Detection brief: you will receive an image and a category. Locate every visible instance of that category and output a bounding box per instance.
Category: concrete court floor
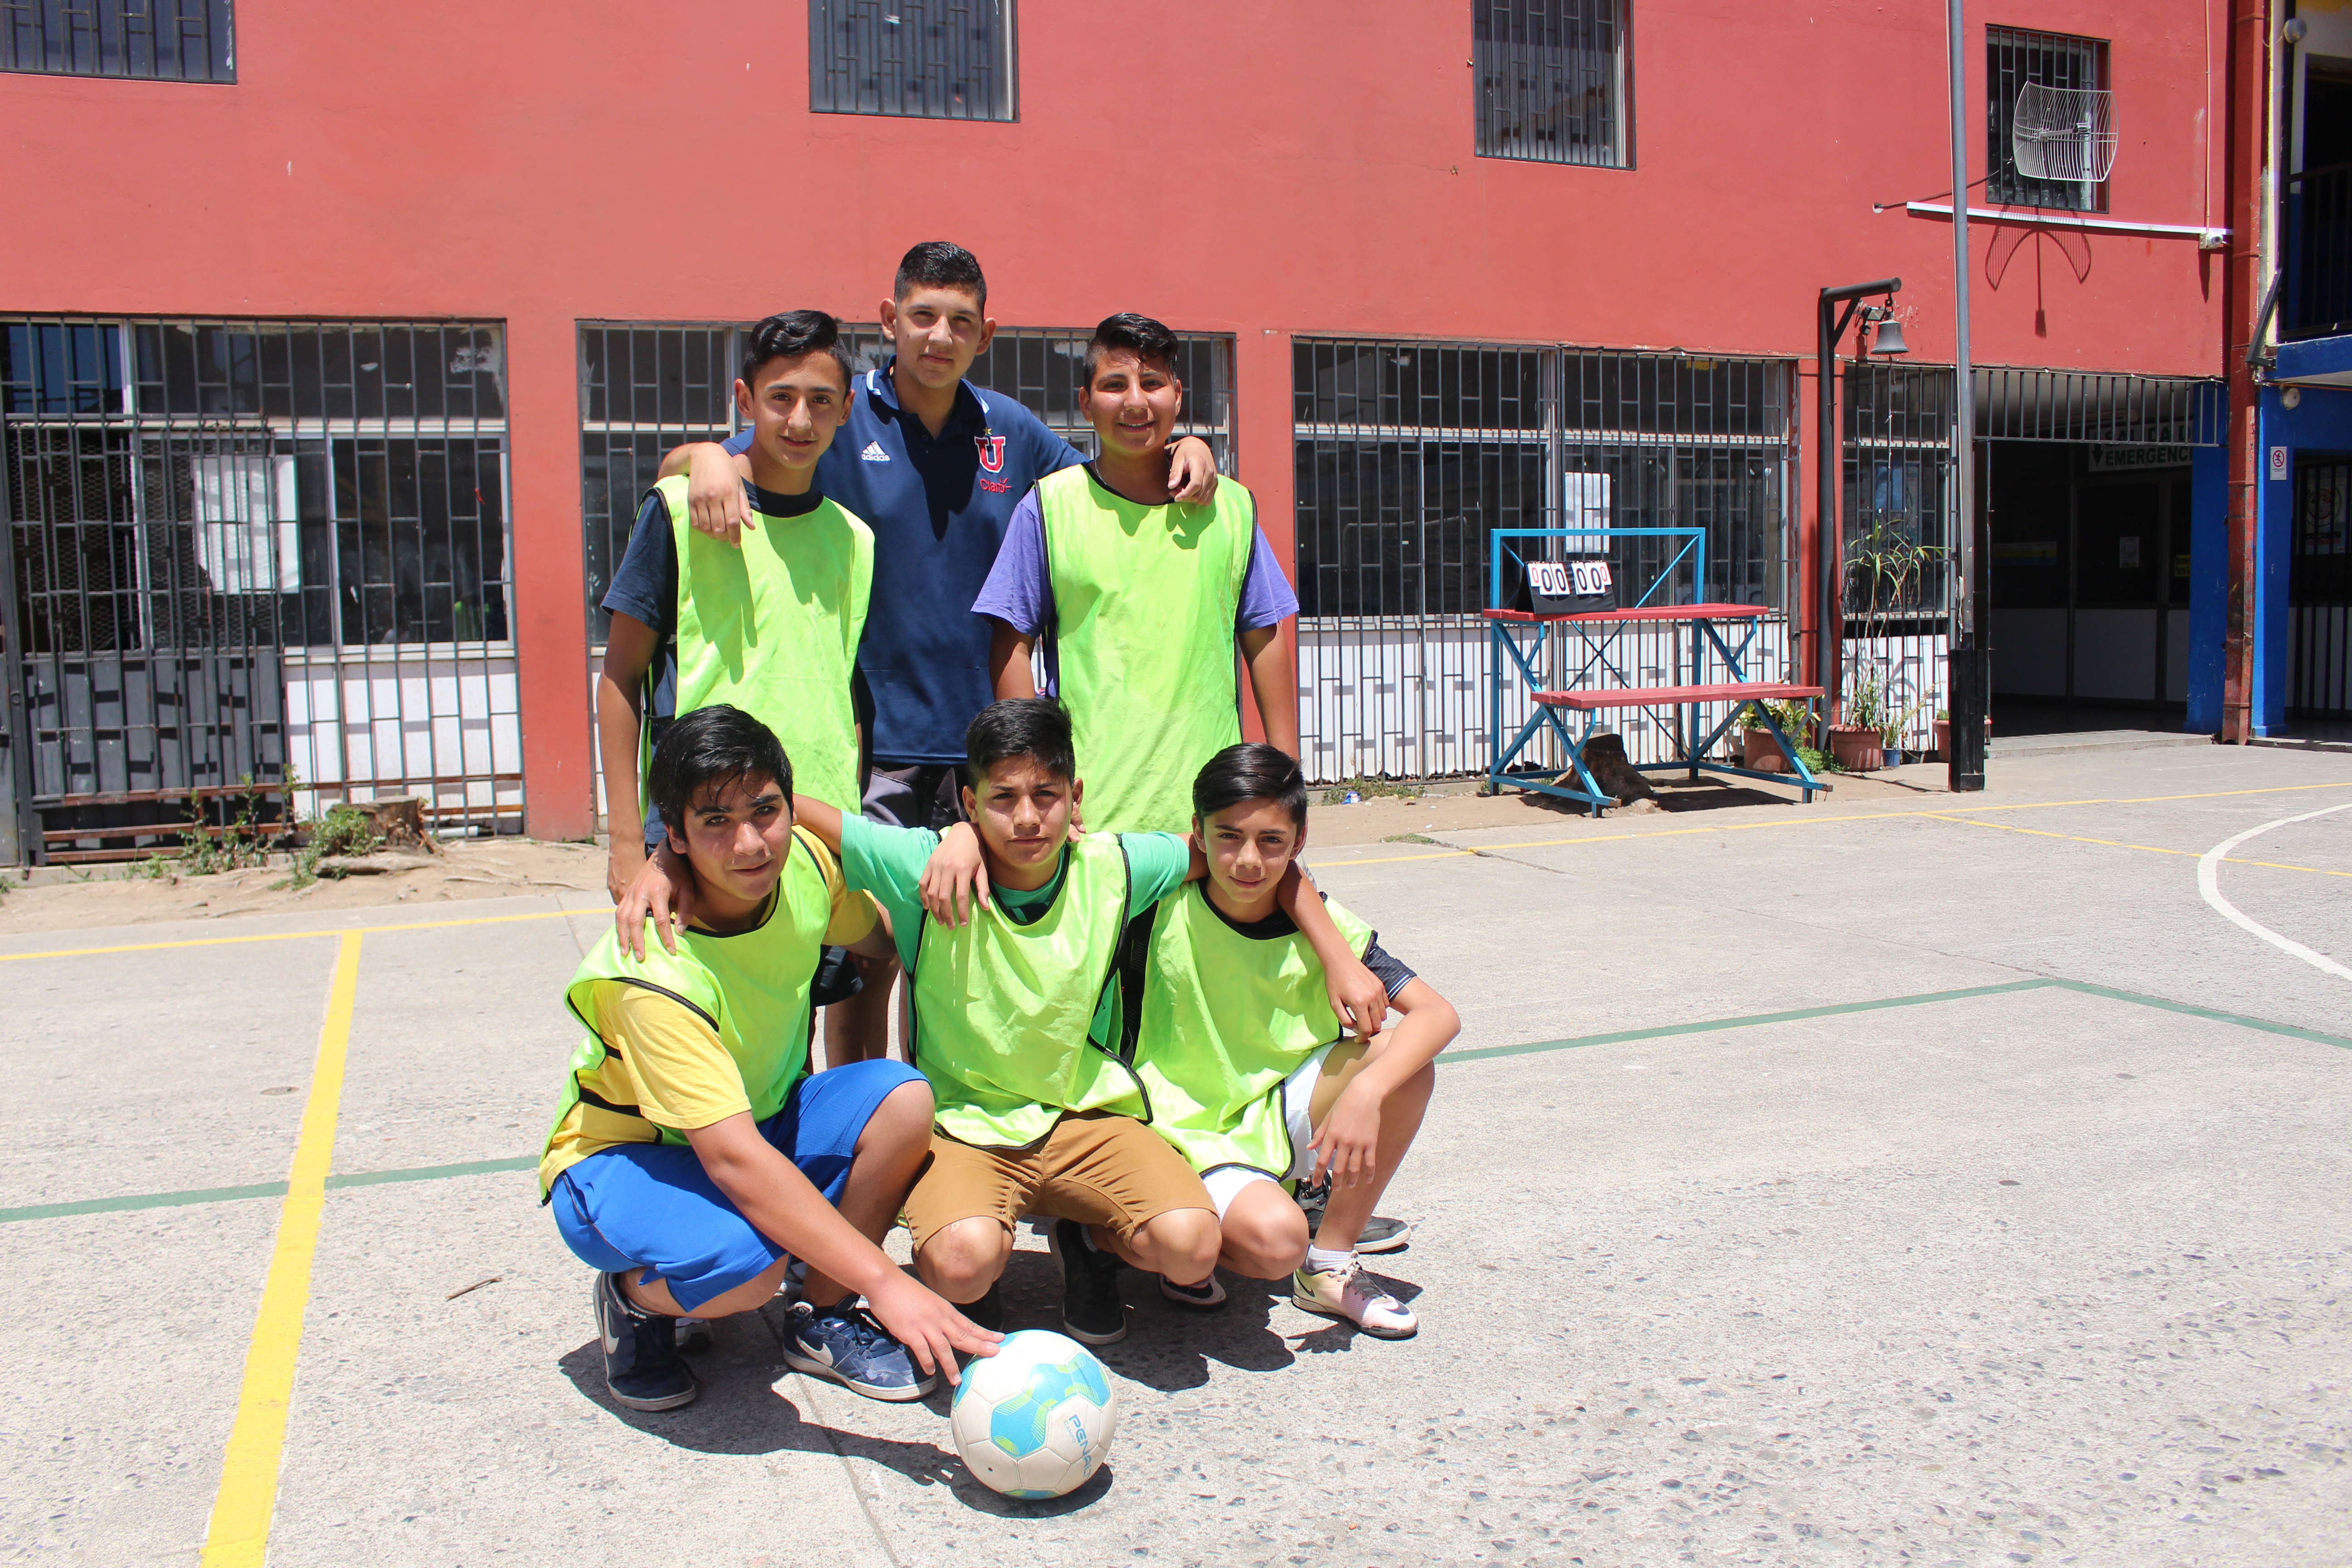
[2,743,2347,1568]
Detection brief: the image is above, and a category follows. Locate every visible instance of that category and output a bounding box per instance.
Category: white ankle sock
[1306,1245,1353,1274]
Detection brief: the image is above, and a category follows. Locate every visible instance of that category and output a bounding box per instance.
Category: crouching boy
[1132,744,1457,1338]
[540,705,995,1411]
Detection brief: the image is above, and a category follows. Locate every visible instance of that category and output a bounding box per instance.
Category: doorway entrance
[1985,440,2191,714]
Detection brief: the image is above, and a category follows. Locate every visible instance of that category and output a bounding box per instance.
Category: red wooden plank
[1481,604,1770,624]
[1534,682,1823,710]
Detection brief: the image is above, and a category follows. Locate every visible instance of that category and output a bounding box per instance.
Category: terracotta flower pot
[1827,724,1883,772]
[1932,719,1950,759]
[1742,727,1789,773]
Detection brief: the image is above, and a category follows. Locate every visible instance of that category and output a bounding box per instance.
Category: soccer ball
[949,1329,1119,1499]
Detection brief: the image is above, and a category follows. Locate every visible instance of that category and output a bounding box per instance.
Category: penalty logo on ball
[950,1329,1119,1499]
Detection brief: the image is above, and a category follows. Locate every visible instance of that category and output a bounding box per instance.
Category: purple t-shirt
[972,478,1300,643]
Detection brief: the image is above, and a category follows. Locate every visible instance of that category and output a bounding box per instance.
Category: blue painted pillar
[2186,442,2229,733]
[2254,389,2292,736]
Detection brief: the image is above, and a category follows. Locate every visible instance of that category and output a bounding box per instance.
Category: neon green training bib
[538,826,840,1196]
[908,833,1147,1148]
[1037,465,1254,834]
[1132,882,1373,1178]
[660,474,872,812]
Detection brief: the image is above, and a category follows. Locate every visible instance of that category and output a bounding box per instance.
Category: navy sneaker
[595,1271,699,1411]
[1295,1177,1414,1254]
[1049,1219,1127,1345]
[783,1299,937,1401]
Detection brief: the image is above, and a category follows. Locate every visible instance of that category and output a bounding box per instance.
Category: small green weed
[175,777,281,876]
[1321,777,1422,806]
[1380,832,1438,844]
[280,805,382,890]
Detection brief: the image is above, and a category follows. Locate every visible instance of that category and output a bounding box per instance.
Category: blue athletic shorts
[550,1058,923,1313]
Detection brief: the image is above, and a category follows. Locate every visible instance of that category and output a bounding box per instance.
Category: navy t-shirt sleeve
[720,427,752,457]
[1360,933,1417,999]
[969,490,1052,635]
[602,490,678,639]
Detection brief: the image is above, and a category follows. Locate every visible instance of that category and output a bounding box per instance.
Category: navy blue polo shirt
[725,358,1084,766]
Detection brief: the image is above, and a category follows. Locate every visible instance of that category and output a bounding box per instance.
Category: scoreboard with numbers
[1524,556,1617,613]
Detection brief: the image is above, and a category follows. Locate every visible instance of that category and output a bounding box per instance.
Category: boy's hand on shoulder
[687,443,753,546]
[614,841,698,959]
[1167,436,1219,505]
[865,1270,1001,1387]
[918,822,992,926]
[1310,1081,1384,1190]
[1327,955,1389,1041]
[607,838,647,907]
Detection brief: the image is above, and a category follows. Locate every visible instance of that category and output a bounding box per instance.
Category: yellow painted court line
[201,931,363,1568]
[1924,813,2352,877]
[1308,779,2352,869]
[0,906,589,963]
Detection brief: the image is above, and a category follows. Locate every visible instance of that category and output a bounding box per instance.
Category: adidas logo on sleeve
[860,441,890,462]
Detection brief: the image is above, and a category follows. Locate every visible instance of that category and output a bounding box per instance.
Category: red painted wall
[0,1,2229,833]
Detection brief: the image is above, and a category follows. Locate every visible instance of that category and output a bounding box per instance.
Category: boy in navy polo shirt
[652,242,1219,1061]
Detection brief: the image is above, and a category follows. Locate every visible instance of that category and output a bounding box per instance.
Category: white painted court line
[2197,803,2352,982]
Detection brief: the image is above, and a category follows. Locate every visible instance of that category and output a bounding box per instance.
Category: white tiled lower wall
[283,646,524,825]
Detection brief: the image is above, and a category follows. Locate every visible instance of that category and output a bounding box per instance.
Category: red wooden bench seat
[1533,681,1823,711]
[1481,604,1769,625]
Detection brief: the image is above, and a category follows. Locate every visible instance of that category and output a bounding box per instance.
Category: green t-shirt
[838,815,1194,974]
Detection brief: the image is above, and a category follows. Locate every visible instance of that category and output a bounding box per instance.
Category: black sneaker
[1048,1219,1127,1345]
[595,1271,698,1411]
[1159,1273,1228,1309]
[964,1282,1006,1335]
[1296,1179,1414,1254]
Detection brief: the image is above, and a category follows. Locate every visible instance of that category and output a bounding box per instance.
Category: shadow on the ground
[555,1325,962,1484]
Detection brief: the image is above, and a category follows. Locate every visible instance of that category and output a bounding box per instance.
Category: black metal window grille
[1973,366,2225,446]
[578,320,1233,640]
[1,317,515,861]
[1987,25,2106,212]
[2288,457,2351,718]
[1474,0,1629,168]
[1840,363,1955,753]
[810,0,1014,122]
[1,0,232,81]
[1293,339,1790,781]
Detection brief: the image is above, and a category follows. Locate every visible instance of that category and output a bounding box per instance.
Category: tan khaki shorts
[902,1111,1215,1252]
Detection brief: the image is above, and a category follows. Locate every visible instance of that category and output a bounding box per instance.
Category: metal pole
[1945,0,1989,791]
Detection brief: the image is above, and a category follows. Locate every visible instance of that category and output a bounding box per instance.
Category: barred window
[2,0,233,82]
[1987,25,2106,212]
[810,0,1014,122]
[1474,0,1628,169]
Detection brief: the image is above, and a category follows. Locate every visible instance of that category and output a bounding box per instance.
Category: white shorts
[1198,1043,1332,1221]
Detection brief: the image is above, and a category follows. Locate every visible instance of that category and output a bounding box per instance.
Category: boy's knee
[916,1218,1009,1301]
[1221,1204,1308,1278]
[873,1076,935,1129]
[1142,1207,1223,1277]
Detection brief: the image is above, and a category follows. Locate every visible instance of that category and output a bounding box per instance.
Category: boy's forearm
[696,1137,901,1298]
[791,794,846,852]
[1276,862,1352,966]
[593,669,646,845]
[1240,624,1299,757]
[989,620,1038,700]
[1347,990,1457,1098]
[657,438,725,481]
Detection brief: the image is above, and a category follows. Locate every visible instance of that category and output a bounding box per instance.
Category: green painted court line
[323,1154,538,1189]
[11,981,2342,1226]
[2043,979,2352,1051]
[0,1155,537,1226]
[1439,978,2059,1063]
[0,1179,294,1224]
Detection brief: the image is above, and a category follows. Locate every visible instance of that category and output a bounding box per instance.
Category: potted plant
[1930,708,1994,760]
[1829,670,1885,772]
[1736,696,1815,773]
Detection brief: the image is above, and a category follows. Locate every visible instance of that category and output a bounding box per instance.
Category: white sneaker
[1292,1257,1416,1339]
